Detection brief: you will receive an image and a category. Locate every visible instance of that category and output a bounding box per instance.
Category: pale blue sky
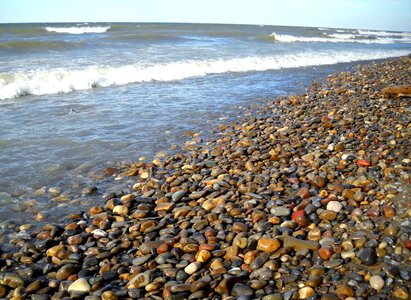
[1,0,410,31]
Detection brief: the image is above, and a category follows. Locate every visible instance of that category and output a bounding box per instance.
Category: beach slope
[0,56,410,299]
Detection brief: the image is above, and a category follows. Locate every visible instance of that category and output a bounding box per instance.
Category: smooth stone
[257,238,281,253]
[326,201,343,213]
[323,259,343,269]
[172,190,186,201]
[369,275,385,290]
[215,276,242,294]
[101,291,118,300]
[250,268,273,281]
[126,271,152,289]
[56,264,77,280]
[132,254,152,266]
[155,202,175,212]
[171,284,192,293]
[357,248,377,265]
[68,278,91,293]
[184,262,201,275]
[270,207,291,217]
[298,286,315,299]
[296,187,311,199]
[113,205,128,216]
[283,237,320,251]
[319,210,337,220]
[25,279,42,293]
[139,241,163,255]
[334,284,354,297]
[46,245,64,257]
[384,225,399,237]
[195,250,211,263]
[250,253,269,270]
[392,287,409,300]
[231,283,254,297]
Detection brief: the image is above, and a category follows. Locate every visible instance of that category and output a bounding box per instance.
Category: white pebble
[327,200,343,213]
[68,278,90,293]
[184,261,201,275]
[369,275,385,290]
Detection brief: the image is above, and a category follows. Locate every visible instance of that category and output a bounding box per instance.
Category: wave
[357,29,411,37]
[271,32,411,44]
[45,26,110,34]
[0,50,409,100]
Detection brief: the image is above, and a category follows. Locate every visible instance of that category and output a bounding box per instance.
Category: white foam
[357,29,411,37]
[0,50,409,100]
[328,33,358,39]
[45,26,110,34]
[271,32,411,44]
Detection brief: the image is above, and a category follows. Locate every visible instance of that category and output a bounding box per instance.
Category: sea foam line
[45,26,110,34]
[0,50,409,100]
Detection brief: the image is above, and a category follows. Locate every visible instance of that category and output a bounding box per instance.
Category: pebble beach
[0,56,410,299]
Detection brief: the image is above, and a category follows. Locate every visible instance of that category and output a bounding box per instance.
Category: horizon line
[0,21,409,33]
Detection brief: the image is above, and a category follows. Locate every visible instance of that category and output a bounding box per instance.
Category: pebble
[369,275,385,290]
[172,190,186,201]
[298,286,315,299]
[326,201,343,213]
[184,262,201,275]
[68,278,90,293]
[283,237,320,251]
[357,248,378,265]
[126,271,152,289]
[271,207,291,216]
[257,238,281,253]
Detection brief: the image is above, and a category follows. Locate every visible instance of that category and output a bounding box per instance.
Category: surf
[45,26,110,34]
[1,50,409,100]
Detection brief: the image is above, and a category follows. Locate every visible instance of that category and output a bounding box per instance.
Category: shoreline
[0,56,410,299]
[1,56,405,226]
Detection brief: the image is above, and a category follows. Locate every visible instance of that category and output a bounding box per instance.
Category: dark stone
[357,248,377,265]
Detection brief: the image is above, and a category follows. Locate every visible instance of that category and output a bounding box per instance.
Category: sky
[0,0,410,31]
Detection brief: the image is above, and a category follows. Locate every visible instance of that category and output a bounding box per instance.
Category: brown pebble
[335,284,354,297]
[297,187,311,199]
[283,236,320,251]
[257,238,281,253]
[299,286,315,299]
[318,247,334,260]
[319,210,337,220]
[101,290,118,300]
[382,205,396,217]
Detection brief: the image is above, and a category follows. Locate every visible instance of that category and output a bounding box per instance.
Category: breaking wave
[45,26,110,34]
[0,50,409,100]
[271,32,411,44]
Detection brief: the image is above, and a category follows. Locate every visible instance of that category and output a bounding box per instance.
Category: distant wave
[271,32,411,44]
[357,29,411,37]
[0,50,409,100]
[45,26,110,34]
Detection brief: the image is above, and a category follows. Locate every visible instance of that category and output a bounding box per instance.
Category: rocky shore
[0,56,410,300]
